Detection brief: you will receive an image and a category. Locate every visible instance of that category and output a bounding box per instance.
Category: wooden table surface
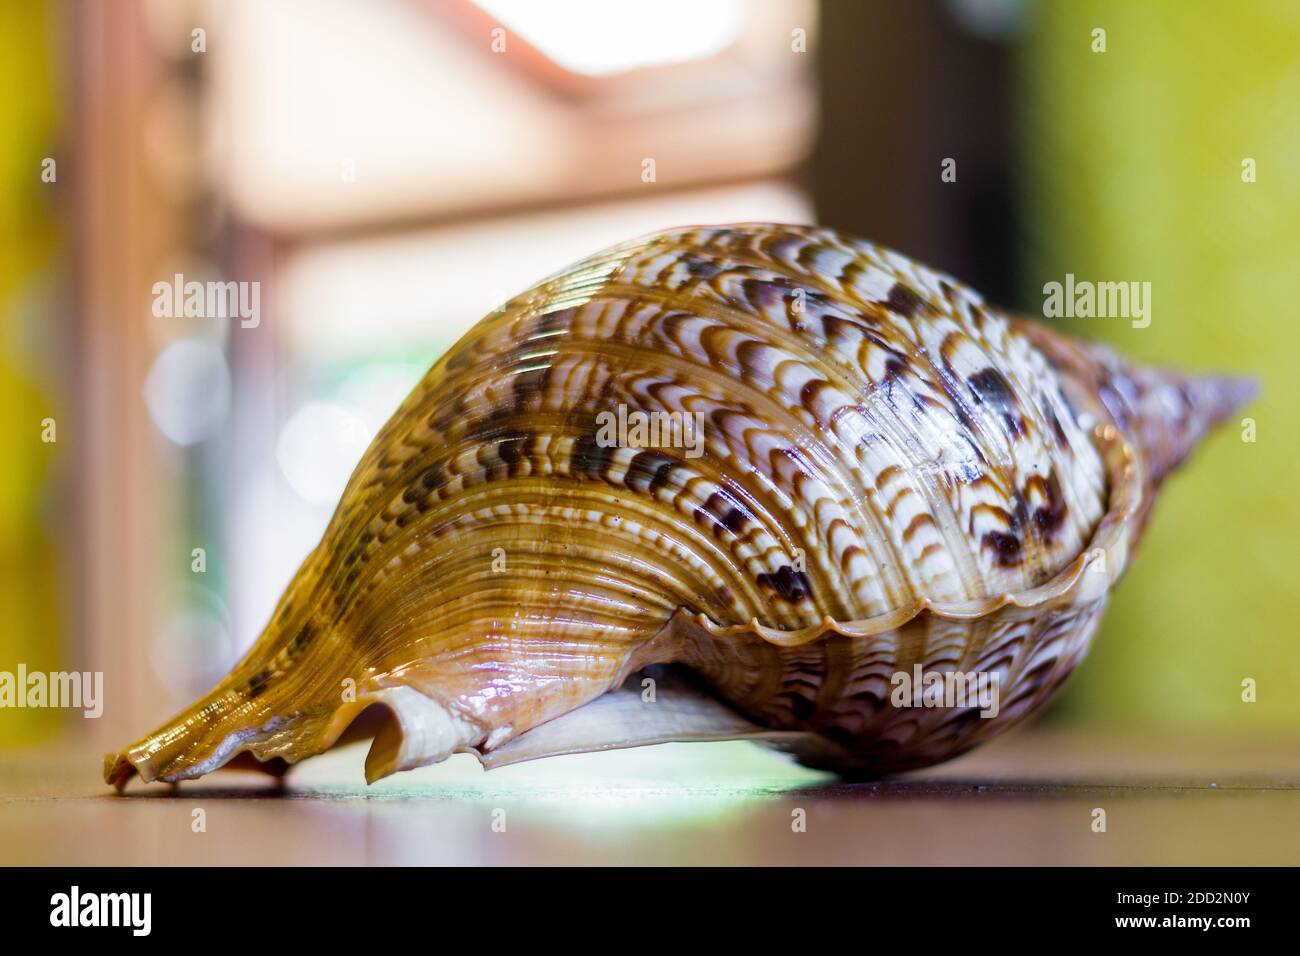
[3,729,1299,865]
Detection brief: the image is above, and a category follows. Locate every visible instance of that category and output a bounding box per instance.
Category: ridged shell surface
[105,224,1247,786]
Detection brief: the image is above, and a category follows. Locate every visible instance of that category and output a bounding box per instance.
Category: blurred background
[1,0,1296,763]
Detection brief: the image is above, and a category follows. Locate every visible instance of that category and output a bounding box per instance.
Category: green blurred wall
[1021,0,1300,730]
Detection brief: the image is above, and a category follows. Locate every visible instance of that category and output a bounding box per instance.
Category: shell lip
[698,424,1144,648]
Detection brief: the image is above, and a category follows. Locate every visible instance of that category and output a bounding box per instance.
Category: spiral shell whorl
[420,223,1111,627]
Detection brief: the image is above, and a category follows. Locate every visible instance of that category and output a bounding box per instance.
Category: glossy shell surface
[106,224,1249,787]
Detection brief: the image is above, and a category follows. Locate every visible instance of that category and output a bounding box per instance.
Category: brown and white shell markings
[106,224,1254,787]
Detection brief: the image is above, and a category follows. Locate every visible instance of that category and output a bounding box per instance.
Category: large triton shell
[106,224,1254,787]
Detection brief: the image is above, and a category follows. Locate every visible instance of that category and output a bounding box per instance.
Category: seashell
[105,224,1255,788]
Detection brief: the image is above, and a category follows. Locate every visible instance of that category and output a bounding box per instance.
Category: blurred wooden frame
[67,0,178,744]
[207,0,818,239]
